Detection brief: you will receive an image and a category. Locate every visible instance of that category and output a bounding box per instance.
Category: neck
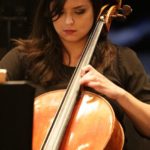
[62,39,87,67]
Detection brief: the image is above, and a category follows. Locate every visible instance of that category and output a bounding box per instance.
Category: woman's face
[51,0,94,44]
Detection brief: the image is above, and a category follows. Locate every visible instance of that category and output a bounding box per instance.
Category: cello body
[33,90,124,150]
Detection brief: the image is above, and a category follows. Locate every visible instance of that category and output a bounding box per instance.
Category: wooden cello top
[33,89,124,150]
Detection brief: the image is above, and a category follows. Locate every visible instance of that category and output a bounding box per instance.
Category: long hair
[17,0,116,86]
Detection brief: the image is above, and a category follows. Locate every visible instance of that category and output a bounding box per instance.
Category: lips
[63,29,76,34]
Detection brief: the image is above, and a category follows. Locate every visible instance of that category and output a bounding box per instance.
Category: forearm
[80,65,150,137]
[116,90,150,137]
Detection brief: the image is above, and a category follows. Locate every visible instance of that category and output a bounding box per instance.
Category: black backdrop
[109,0,150,74]
[0,0,35,50]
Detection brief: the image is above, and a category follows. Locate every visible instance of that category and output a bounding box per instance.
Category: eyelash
[75,9,86,15]
[60,9,86,16]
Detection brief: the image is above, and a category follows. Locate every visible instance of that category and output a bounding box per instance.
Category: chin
[62,37,81,43]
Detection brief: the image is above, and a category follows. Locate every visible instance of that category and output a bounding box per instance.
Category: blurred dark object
[0,0,34,50]
[0,81,35,150]
[0,0,27,17]
[0,16,28,49]
[0,48,8,60]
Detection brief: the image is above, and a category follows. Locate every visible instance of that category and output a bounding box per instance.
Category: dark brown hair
[17,0,116,86]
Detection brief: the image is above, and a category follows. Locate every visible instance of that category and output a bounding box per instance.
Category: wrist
[115,88,128,103]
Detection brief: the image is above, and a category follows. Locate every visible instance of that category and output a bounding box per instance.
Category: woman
[0,0,150,148]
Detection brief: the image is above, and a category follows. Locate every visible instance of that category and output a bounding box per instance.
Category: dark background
[0,0,149,74]
[109,0,150,74]
[0,1,150,149]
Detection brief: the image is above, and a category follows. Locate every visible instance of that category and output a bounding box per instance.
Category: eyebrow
[73,5,86,10]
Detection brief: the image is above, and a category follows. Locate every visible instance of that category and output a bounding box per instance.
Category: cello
[33,1,132,150]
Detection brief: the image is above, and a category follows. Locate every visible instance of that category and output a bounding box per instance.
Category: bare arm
[116,90,150,137]
[80,65,150,137]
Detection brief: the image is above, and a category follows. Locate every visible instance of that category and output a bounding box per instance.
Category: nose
[65,14,74,25]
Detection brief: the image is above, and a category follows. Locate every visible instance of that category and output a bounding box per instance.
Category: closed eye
[74,9,86,15]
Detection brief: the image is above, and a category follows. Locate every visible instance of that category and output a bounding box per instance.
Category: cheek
[53,21,62,34]
[80,16,94,34]
[82,11,94,29]
[88,14,94,28]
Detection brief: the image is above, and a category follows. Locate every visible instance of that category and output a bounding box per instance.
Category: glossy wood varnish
[32,90,124,150]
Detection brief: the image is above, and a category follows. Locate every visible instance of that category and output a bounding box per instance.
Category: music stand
[0,81,35,150]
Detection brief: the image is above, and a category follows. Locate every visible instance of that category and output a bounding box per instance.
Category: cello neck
[41,17,105,150]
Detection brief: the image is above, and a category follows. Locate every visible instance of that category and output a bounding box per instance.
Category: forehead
[64,0,92,8]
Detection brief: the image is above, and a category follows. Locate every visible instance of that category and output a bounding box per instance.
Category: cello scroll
[98,0,132,31]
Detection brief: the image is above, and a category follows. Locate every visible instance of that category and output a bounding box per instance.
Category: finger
[80,65,93,77]
[80,74,98,85]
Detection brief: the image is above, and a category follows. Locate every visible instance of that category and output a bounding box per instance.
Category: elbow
[136,126,150,138]
[145,126,150,138]
[139,118,150,138]
[143,129,150,138]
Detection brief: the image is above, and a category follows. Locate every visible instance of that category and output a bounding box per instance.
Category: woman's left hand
[80,65,126,101]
